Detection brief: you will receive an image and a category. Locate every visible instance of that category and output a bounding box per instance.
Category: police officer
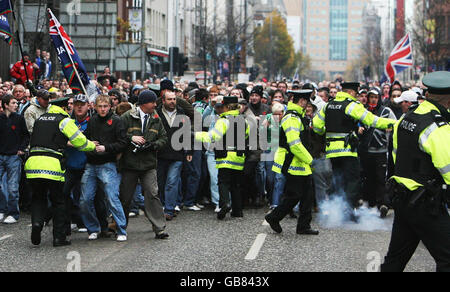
[313,83,396,221]
[265,90,319,235]
[25,105,95,247]
[381,71,450,272]
[195,96,249,220]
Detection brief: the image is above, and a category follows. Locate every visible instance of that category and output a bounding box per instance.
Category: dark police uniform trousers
[381,192,450,272]
[267,174,314,232]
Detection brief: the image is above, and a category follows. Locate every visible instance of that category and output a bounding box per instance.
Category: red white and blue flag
[48,8,90,94]
[0,0,12,16]
[0,0,12,45]
[0,13,12,45]
[382,34,413,84]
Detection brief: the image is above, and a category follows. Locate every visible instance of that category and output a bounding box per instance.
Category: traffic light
[178,54,189,76]
[169,47,179,75]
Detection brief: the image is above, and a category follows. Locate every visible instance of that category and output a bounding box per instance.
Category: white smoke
[318,196,391,232]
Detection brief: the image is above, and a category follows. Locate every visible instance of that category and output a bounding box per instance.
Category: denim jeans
[80,163,127,236]
[312,157,332,204]
[0,155,22,220]
[183,150,203,207]
[206,153,219,206]
[271,172,286,208]
[130,184,144,214]
[157,160,183,216]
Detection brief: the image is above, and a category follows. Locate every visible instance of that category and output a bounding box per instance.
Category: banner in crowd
[48,8,90,94]
[382,33,413,84]
[0,13,12,45]
[0,0,12,16]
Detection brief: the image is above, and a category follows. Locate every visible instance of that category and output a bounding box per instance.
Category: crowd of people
[0,52,442,247]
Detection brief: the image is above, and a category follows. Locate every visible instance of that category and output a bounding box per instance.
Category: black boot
[31,224,42,246]
[53,238,71,247]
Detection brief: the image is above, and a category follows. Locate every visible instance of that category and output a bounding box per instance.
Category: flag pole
[9,0,30,84]
[48,8,88,95]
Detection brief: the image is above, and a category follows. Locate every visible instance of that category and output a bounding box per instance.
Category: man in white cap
[394,91,419,115]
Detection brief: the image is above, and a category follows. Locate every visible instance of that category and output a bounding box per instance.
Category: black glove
[26,81,38,97]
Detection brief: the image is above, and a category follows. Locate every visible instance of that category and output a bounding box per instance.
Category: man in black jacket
[79,95,129,242]
[245,86,271,208]
[0,95,30,224]
[156,91,193,220]
[359,89,397,218]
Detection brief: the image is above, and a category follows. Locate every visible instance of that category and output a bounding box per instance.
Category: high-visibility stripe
[419,123,438,151]
[212,127,223,138]
[59,118,71,132]
[359,110,370,123]
[216,160,244,167]
[30,147,63,156]
[326,149,354,155]
[285,127,300,134]
[313,127,325,134]
[372,116,379,128]
[289,139,302,147]
[78,140,90,151]
[438,164,450,175]
[317,111,325,121]
[346,102,357,116]
[326,133,348,138]
[69,130,82,142]
[26,170,64,177]
[273,163,305,172]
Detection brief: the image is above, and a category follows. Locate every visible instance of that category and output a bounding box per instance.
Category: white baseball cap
[394,91,418,104]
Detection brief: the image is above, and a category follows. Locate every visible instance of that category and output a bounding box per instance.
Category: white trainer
[117,235,127,242]
[214,206,221,213]
[88,233,98,241]
[186,205,202,211]
[128,212,137,218]
[175,206,181,213]
[2,216,17,224]
[78,228,88,233]
[71,224,78,231]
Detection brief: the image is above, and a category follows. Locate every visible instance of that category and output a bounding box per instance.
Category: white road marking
[0,235,12,241]
[245,234,267,261]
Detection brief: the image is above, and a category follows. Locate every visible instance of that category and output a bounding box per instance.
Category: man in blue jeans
[80,95,128,242]
[0,95,30,224]
[157,91,193,220]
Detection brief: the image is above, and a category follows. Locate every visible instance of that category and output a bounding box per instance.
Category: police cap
[342,82,360,92]
[288,90,313,101]
[223,96,239,105]
[422,71,450,95]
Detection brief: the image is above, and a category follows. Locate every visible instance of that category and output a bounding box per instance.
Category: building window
[329,0,348,61]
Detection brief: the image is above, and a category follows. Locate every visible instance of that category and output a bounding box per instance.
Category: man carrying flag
[382,34,414,84]
[48,8,90,95]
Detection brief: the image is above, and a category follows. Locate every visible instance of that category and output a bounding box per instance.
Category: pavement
[0,207,437,272]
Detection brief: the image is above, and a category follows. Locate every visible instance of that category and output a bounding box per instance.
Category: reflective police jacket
[391,100,450,191]
[195,110,249,171]
[272,102,313,176]
[25,106,96,182]
[312,92,396,159]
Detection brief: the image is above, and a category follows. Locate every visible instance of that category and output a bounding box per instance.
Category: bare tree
[410,0,450,72]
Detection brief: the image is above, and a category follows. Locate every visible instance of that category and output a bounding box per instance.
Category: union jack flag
[48,8,90,94]
[382,34,413,84]
[49,9,75,55]
[0,0,12,16]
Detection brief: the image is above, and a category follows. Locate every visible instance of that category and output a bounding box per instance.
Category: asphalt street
[0,207,438,272]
